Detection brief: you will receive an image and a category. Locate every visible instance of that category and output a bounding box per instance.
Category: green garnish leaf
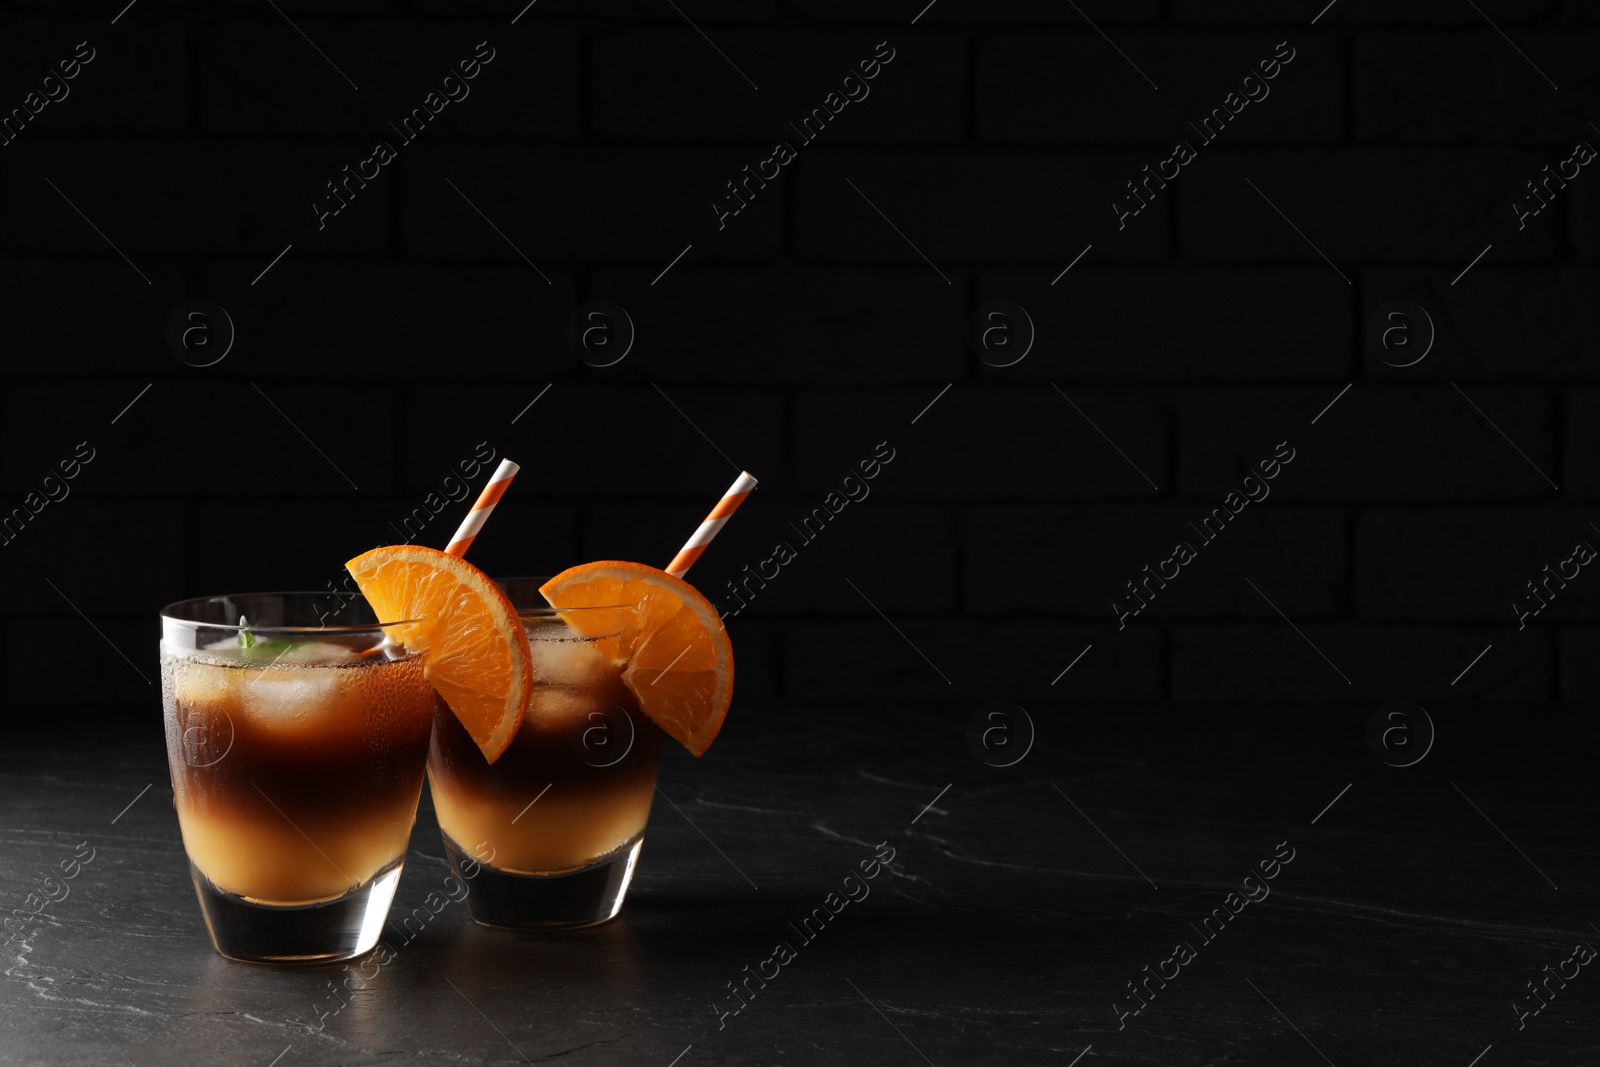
[238,615,257,649]
[237,637,301,663]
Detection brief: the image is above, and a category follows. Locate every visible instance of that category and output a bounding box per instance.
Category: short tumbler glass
[427,578,663,929]
[160,593,435,964]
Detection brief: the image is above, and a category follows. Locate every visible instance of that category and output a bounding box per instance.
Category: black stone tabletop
[3,702,1596,1066]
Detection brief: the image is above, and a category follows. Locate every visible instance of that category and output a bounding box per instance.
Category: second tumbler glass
[427,579,663,928]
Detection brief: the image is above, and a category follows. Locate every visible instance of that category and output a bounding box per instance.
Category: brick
[1180,149,1560,263]
[590,30,775,142]
[782,620,1163,702]
[593,32,962,143]
[578,502,752,587]
[737,504,956,617]
[794,388,1168,500]
[0,502,182,617]
[1559,626,1600,699]
[0,139,389,254]
[0,22,185,136]
[400,385,784,497]
[391,428,508,501]
[587,266,967,383]
[1355,34,1593,144]
[1361,269,1600,382]
[1177,387,1560,501]
[721,619,775,701]
[1567,391,1600,500]
[981,268,1352,380]
[786,1,1158,21]
[209,0,391,9]
[1172,624,1553,701]
[1173,0,1557,23]
[968,504,1348,621]
[794,151,1172,264]
[0,0,114,9]
[198,23,577,138]
[791,35,964,144]
[4,381,394,499]
[0,263,186,378]
[1357,508,1600,622]
[193,261,577,380]
[402,144,782,263]
[415,0,776,17]
[1,389,143,498]
[582,500,954,616]
[978,34,1340,145]
[5,616,153,708]
[1568,165,1600,256]
[440,497,579,580]
[186,499,396,602]
[187,498,576,598]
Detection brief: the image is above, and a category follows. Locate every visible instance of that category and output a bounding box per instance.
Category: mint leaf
[238,615,257,649]
[237,637,301,663]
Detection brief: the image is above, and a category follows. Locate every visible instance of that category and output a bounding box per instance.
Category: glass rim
[494,576,635,614]
[517,605,637,617]
[159,592,425,634]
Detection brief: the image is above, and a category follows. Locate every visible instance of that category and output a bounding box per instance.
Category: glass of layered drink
[427,579,663,929]
[160,593,435,964]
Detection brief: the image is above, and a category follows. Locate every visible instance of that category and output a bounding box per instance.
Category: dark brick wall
[1,1,1595,722]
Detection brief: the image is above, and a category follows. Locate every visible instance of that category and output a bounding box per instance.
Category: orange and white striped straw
[665,471,757,578]
[445,458,520,558]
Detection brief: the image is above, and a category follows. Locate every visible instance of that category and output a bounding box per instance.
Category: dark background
[1,1,1596,734]
[4,3,1600,1065]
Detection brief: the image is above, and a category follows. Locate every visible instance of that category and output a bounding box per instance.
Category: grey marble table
[2,702,1596,1065]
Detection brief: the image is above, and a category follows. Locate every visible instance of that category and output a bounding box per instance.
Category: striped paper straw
[445,458,520,558]
[665,471,758,578]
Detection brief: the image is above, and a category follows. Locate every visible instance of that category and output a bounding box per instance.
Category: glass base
[441,832,644,930]
[189,858,402,965]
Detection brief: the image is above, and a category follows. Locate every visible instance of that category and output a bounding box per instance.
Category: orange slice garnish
[346,545,532,763]
[540,561,733,757]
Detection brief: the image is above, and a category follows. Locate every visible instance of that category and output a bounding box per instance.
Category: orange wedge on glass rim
[346,545,532,763]
[540,561,733,757]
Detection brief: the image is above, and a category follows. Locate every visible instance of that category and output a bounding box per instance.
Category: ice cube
[198,636,364,666]
[526,629,606,686]
[171,655,237,709]
[527,685,597,728]
[272,640,362,665]
[236,666,344,726]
